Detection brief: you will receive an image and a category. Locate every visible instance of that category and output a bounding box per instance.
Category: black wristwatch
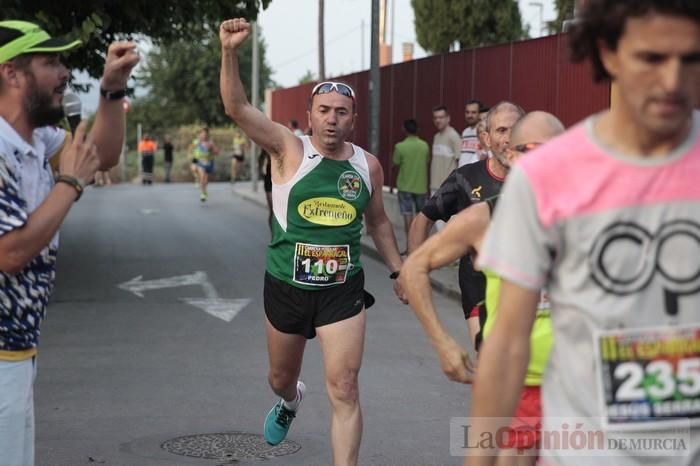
[100,87,127,100]
[389,271,400,280]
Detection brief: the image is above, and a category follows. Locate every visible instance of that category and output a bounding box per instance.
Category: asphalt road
[34,182,472,466]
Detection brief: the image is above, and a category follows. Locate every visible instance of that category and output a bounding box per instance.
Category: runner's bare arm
[400,204,488,383]
[407,212,435,254]
[451,132,462,166]
[363,153,405,302]
[405,202,489,282]
[219,18,298,158]
[465,280,539,466]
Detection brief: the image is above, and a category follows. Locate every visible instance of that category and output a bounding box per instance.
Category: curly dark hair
[569,0,700,82]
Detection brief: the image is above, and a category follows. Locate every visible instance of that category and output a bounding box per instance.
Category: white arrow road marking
[118,271,250,322]
[118,271,211,298]
[200,278,218,299]
[181,298,251,322]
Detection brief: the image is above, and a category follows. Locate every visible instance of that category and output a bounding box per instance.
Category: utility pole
[319,0,326,80]
[361,19,365,70]
[378,0,391,65]
[391,0,396,61]
[121,98,129,182]
[369,0,380,156]
[380,0,387,44]
[251,21,260,191]
[529,2,544,36]
[136,123,142,178]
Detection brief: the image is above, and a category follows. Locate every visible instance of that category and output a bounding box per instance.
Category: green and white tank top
[266,136,372,289]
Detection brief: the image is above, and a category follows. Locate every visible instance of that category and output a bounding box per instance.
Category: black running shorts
[264,271,368,339]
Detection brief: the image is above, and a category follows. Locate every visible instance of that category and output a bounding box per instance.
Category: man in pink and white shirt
[467,1,700,465]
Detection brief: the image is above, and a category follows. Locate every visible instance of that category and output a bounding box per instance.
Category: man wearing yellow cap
[0,20,139,465]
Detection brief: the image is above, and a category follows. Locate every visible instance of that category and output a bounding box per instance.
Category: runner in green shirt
[219,18,405,465]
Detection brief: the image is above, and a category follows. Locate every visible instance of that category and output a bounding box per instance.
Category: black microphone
[61,92,82,134]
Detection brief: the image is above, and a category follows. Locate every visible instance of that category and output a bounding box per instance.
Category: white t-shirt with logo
[479,113,700,465]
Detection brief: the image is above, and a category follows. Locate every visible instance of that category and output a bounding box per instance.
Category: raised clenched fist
[101,41,140,91]
[219,18,251,50]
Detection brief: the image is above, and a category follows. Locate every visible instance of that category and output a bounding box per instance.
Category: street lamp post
[529,2,544,37]
[121,97,129,183]
[251,21,260,192]
[368,0,380,156]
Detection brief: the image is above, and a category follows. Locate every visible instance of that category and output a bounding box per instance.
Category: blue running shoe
[263,381,306,445]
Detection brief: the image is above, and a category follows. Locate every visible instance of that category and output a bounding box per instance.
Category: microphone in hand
[61,92,82,135]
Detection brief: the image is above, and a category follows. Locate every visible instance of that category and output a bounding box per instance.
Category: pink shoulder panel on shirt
[519,122,700,228]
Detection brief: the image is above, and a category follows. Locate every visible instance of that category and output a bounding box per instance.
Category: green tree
[548,0,576,33]
[411,0,460,54]
[1,0,272,80]
[298,70,317,84]
[411,0,525,54]
[127,31,273,132]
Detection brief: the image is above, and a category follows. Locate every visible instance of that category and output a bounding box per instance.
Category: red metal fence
[270,33,610,187]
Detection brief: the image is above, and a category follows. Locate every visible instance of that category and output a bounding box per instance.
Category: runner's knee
[267,368,298,392]
[325,369,359,404]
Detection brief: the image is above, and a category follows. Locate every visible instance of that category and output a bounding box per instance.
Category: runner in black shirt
[407,101,523,349]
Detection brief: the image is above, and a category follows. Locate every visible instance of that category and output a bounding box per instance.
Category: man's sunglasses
[511,142,542,153]
[311,81,356,100]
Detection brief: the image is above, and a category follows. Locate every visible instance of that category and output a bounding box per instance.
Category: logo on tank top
[589,219,700,317]
[298,197,357,226]
[337,171,362,201]
[471,185,482,199]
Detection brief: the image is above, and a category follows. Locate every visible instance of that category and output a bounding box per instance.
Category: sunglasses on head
[511,142,542,153]
[311,81,356,100]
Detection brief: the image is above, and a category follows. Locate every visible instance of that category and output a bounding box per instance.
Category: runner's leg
[316,310,366,466]
[403,213,414,249]
[191,162,199,185]
[197,166,208,199]
[232,158,240,181]
[265,318,306,402]
[467,316,480,351]
[495,453,537,466]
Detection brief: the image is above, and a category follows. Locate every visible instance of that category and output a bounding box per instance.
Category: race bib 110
[293,242,350,286]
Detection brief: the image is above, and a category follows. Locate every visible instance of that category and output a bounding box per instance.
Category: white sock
[282,382,304,411]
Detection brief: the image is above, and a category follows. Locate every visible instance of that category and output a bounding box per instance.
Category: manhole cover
[161,432,301,462]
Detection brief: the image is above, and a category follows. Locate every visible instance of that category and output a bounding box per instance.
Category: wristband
[55,175,84,201]
[100,87,127,100]
[389,271,400,280]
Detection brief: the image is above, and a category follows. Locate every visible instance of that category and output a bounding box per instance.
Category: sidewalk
[231,181,462,302]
